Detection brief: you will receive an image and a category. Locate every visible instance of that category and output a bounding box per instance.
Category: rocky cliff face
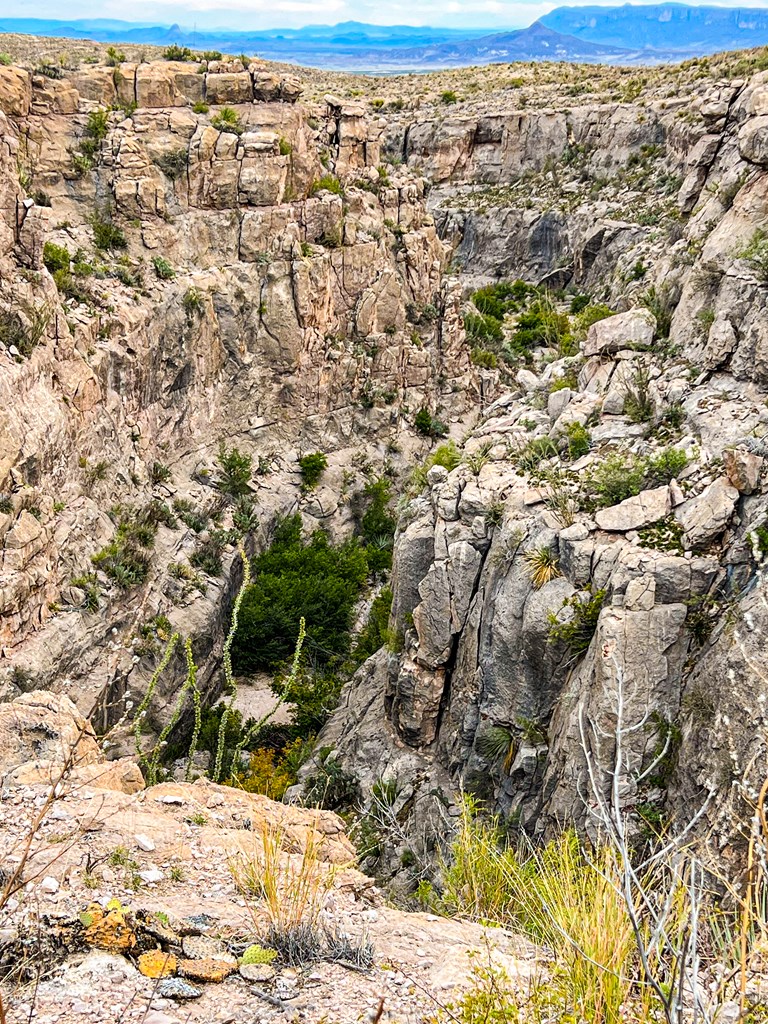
[0,58,475,746]
[310,61,768,877]
[3,46,768,881]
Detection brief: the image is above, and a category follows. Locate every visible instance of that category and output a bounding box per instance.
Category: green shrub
[0,301,50,358]
[411,441,462,490]
[309,174,343,196]
[508,298,573,357]
[217,442,252,497]
[278,137,293,156]
[0,54,11,66]
[91,211,127,251]
[193,101,210,114]
[190,529,229,576]
[640,285,673,339]
[471,348,498,369]
[163,44,194,61]
[298,451,328,489]
[583,453,646,508]
[623,364,654,423]
[515,436,558,473]
[574,303,614,335]
[464,312,503,349]
[155,148,188,180]
[414,407,447,438]
[351,587,393,665]
[211,107,244,135]
[149,256,174,280]
[548,588,606,657]
[564,422,591,460]
[200,50,223,61]
[232,514,369,672]
[358,478,396,572]
[84,108,110,143]
[183,287,204,316]
[569,293,591,314]
[644,447,688,486]
[736,228,768,280]
[92,505,157,588]
[105,46,126,66]
[441,90,458,104]
[43,241,71,273]
[173,498,208,533]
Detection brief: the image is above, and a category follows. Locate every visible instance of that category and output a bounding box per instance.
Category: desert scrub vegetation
[414,407,448,438]
[580,447,688,510]
[210,106,244,135]
[91,503,162,588]
[0,300,50,358]
[90,208,127,252]
[309,174,343,196]
[736,228,768,281]
[411,440,462,490]
[548,587,606,658]
[217,442,252,497]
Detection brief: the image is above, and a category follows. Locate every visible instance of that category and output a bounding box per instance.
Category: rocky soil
[0,691,537,1022]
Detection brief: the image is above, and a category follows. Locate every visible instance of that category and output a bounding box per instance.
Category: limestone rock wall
[0,60,477,739]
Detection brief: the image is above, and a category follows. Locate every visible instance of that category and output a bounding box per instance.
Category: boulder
[675,477,739,548]
[0,66,31,117]
[723,448,763,495]
[583,308,656,358]
[594,486,671,532]
[739,116,768,166]
[0,690,101,774]
[703,318,738,370]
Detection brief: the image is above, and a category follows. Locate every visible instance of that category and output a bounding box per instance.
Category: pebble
[40,876,60,894]
[135,833,156,852]
[138,868,163,884]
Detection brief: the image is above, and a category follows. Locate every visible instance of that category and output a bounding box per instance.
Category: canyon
[0,35,768,1020]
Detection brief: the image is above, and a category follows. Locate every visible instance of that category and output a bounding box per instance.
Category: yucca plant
[524,546,562,588]
[476,725,517,774]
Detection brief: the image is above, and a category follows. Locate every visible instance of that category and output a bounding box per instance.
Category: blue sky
[3,0,768,30]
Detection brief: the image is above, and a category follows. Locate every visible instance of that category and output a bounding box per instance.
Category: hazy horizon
[6,0,768,32]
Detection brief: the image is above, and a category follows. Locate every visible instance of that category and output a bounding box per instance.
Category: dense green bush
[358,478,397,572]
[152,256,175,280]
[414,407,447,437]
[91,211,127,251]
[299,451,328,488]
[310,174,343,196]
[351,587,393,665]
[43,241,71,274]
[232,515,369,673]
[163,44,195,61]
[508,300,573,357]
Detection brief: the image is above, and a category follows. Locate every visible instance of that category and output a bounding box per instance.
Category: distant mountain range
[3,5,768,69]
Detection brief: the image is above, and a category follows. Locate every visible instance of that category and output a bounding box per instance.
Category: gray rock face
[675,477,739,548]
[594,487,671,532]
[583,309,656,358]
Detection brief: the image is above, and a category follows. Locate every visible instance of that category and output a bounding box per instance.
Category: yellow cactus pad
[82,902,137,953]
[138,949,178,979]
